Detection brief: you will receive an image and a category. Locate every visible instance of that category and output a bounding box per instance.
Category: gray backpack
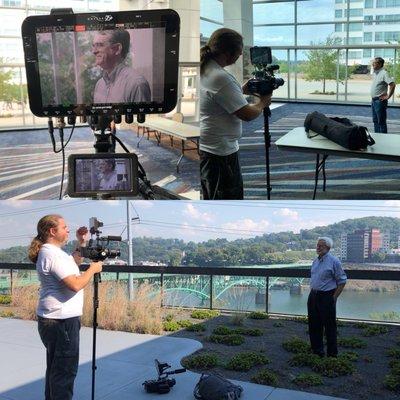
[193,373,243,400]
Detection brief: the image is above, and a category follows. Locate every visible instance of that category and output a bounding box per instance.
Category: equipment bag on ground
[304,111,375,151]
[193,373,243,400]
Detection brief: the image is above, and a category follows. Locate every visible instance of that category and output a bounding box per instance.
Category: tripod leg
[322,156,328,192]
[91,273,100,400]
[313,154,320,200]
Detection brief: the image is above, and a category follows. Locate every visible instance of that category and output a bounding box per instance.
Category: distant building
[334,0,400,65]
[342,228,390,262]
[340,233,348,261]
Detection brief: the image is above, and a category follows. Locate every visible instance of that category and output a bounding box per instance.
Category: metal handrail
[1,262,400,280]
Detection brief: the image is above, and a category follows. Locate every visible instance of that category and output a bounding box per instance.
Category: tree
[301,37,349,94]
[0,58,13,103]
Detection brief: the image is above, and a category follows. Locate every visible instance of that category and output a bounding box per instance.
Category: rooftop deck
[0,318,344,400]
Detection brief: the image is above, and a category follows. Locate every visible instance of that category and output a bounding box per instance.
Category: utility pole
[127,200,140,301]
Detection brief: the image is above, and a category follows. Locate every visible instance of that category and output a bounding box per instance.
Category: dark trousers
[371,98,388,133]
[200,150,244,200]
[38,316,81,400]
[307,289,337,357]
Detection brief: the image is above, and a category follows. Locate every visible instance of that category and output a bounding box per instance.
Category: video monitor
[67,153,139,198]
[250,46,272,65]
[21,9,180,117]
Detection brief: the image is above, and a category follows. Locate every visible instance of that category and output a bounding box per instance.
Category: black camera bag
[304,111,375,150]
[193,373,243,400]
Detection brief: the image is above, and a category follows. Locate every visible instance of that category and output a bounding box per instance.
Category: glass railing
[2,263,400,323]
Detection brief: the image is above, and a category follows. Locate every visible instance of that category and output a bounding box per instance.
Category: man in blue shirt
[308,237,347,357]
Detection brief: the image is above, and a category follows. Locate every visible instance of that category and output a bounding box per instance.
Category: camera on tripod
[81,217,122,261]
[247,46,285,96]
[143,359,186,394]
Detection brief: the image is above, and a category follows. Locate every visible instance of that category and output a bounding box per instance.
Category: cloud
[383,201,400,208]
[273,208,299,220]
[222,218,270,234]
[183,204,214,222]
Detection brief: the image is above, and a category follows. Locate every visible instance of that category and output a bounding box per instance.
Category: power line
[0,200,92,218]
[176,200,400,213]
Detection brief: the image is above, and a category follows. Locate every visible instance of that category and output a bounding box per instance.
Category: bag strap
[359,126,375,146]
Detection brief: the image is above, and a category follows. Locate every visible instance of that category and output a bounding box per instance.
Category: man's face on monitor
[92,33,121,70]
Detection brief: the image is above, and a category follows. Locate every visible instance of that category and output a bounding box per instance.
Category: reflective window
[254,1,295,25]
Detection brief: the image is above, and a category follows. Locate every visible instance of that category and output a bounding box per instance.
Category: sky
[0,200,400,249]
[201,0,340,46]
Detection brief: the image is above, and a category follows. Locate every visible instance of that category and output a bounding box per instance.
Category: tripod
[91,272,100,400]
[263,106,272,200]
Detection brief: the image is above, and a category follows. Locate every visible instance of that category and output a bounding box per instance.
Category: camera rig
[80,217,121,262]
[247,46,285,96]
[143,359,186,394]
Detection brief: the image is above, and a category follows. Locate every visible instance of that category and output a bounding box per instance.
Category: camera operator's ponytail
[28,214,62,263]
[200,28,243,75]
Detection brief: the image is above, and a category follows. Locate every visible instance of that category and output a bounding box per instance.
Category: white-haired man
[308,237,347,357]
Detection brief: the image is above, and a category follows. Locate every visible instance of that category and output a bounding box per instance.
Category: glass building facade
[200,0,400,104]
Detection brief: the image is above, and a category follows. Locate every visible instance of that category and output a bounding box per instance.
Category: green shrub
[191,310,220,319]
[387,348,400,359]
[163,320,181,332]
[282,337,311,354]
[311,357,355,377]
[177,319,193,328]
[339,351,359,363]
[251,369,278,386]
[389,359,400,370]
[0,310,14,318]
[337,336,367,349]
[273,321,284,327]
[362,325,388,337]
[355,322,368,329]
[293,372,323,387]
[0,295,11,305]
[209,334,245,346]
[213,326,232,335]
[164,313,174,322]
[384,374,400,391]
[226,351,269,372]
[289,353,320,367]
[389,360,400,376]
[182,353,218,370]
[248,311,269,320]
[235,328,263,337]
[186,323,206,332]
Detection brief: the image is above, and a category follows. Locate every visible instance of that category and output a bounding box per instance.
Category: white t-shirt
[200,60,248,156]
[36,243,83,319]
[99,171,118,190]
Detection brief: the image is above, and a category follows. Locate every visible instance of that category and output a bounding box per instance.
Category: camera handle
[263,106,272,200]
[91,272,101,400]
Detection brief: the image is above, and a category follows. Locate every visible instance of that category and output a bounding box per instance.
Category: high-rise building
[344,228,390,262]
[334,0,400,65]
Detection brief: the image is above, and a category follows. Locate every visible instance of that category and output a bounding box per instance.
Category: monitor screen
[67,153,139,197]
[22,9,180,117]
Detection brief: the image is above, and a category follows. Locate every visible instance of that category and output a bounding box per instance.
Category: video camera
[21,8,181,199]
[247,46,284,96]
[142,359,186,394]
[81,217,121,261]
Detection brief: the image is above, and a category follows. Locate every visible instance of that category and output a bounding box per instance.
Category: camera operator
[200,28,272,200]
[28,214,102,400]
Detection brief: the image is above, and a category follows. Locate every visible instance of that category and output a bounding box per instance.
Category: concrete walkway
[0,318,345,400]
